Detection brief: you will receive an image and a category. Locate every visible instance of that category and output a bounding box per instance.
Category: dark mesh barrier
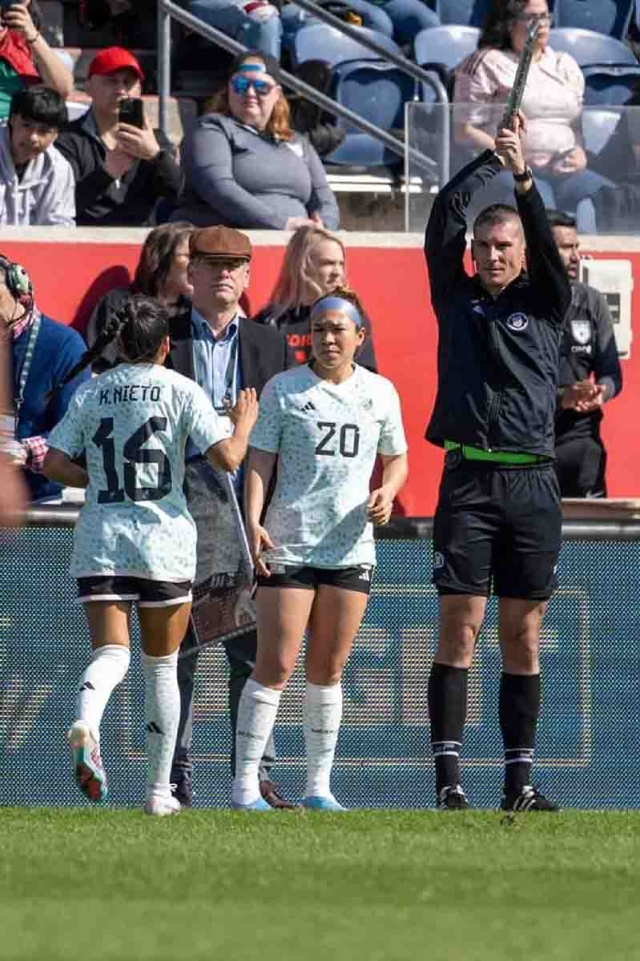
[2,514,639,809]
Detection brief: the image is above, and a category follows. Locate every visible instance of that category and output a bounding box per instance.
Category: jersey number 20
[93,416,172,504]
[315,421,360,458]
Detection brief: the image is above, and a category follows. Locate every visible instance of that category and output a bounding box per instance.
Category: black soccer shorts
[432,456,562,600]
[257,564,373,596]
[77,575,193,607]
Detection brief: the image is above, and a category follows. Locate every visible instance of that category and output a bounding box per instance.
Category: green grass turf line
[1,809,640,961]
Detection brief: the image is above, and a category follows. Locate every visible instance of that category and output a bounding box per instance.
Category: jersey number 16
[93,416,172,504]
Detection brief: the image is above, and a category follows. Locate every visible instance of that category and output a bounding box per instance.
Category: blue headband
[310,296,363,328]
[239,63,266,74]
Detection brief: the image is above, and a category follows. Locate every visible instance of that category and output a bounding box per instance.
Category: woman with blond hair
[253,225,377,370]
[174,51,339,230]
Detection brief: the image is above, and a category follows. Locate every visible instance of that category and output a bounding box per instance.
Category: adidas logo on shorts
[359,568,371,582]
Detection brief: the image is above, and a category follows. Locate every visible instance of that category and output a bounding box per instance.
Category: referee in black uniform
[547,211,623,498]
[424,115,571,812]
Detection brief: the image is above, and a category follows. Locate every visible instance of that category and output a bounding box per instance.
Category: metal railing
[156,0,447,176]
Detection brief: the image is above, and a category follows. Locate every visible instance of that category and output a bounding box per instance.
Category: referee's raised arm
[495,119,571,325]
[424,149,503,309]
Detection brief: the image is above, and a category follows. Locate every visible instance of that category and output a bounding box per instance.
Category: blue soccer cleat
[231,795,274,811]
[302,794,348,812]
[67,720,108,804]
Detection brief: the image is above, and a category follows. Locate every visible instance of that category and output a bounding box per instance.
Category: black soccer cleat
[436,784,471,810]
[500,785,561,812]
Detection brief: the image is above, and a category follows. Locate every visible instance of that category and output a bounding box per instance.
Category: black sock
[428,662,468,793]
[500,672,540,796]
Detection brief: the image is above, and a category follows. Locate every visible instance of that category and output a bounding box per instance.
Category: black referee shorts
[432,453,562,600]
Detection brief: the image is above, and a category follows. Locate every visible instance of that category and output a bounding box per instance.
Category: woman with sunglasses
[174,50,340,231]
[231,287,408,811]
[85,222,194,373]
[453,0,611,224]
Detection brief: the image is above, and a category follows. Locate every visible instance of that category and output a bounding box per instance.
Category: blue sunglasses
[230,75,276,97]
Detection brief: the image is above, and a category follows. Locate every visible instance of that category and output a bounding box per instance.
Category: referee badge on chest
[570,320,591,345]
[505,312,529,332]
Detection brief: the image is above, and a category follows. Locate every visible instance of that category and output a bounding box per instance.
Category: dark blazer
[166,304,294,394]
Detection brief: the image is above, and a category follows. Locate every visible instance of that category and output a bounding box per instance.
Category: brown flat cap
[189,226,252,261]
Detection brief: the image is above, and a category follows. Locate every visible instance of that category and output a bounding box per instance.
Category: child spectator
[0,85,75,226]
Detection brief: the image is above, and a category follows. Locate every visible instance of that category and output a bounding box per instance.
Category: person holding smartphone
[0,0,73,121]
[54,46,184,227]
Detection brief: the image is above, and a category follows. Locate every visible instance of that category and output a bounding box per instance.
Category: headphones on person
[0,254,33,302]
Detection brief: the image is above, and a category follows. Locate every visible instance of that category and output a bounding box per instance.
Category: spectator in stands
[453,0,612,223]
[0,1,73,121]
[174,50,340,231]
[254,225,377,370]
[1,254,89,503]
[548,211,623,498]
[190,0,282,61]
[0,86,74,226]
[86,222,194,372]
[55,47,184,227]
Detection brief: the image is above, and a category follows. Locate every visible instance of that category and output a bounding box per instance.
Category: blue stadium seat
[413,23,479,71]
[548,28,638,66]
[552,0,634,41]
[428,0,493,26]
[323,60,417,167]
[381,0,440,47]
[291,22,402,67]
[582,65,640,106]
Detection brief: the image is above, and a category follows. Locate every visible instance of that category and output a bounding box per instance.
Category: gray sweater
[0,125,75,226]
[175,113,340,230]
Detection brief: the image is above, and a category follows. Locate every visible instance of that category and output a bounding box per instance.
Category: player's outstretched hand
[248,523,276,577]
[367,487,394,526]
[229,388,259,432]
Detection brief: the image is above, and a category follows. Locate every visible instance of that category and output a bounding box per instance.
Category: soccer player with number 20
[232,286,408,812]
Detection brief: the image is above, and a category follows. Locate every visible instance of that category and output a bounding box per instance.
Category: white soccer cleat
[144,794,182,817]
[67,720,108,803]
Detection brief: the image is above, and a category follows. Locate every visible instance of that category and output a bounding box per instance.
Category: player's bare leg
[232,587,314,810]
[68,602,132,803]
[138,601,192,816]
[302,585,369,811]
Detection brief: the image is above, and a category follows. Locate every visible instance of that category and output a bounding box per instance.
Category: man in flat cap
[167,225,297,808]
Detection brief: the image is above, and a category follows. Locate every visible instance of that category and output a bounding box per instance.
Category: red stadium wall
[3,233,637,516]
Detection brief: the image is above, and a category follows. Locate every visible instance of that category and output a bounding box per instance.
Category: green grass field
[2,809,640,961]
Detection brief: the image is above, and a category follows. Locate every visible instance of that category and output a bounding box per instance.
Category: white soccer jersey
[48,363,229,581]
[250,364,407,568]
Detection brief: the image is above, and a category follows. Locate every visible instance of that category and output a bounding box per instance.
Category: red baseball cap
[88,47,145,83]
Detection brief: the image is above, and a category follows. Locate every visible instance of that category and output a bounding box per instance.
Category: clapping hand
[561,379,606,413]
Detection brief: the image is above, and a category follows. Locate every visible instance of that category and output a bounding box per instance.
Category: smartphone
[118,98,144,129]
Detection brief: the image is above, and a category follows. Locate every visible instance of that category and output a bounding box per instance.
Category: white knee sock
[232,678,281,805]
[76,644,131,742]
[304,682,343,799]
[141,651,180,801]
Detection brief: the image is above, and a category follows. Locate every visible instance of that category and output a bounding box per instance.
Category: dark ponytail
[51,296,170,398]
